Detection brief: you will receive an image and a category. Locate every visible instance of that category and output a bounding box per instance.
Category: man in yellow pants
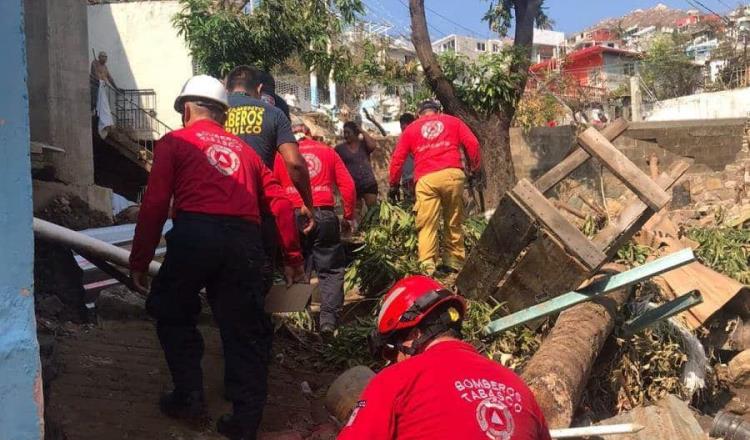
[389,101,481,273]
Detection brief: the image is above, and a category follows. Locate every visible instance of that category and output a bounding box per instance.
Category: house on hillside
[530,46,640,99]
[432,34,506,61]
[568,27,622,51]
[531,28,566,63]
[432,30,564,62]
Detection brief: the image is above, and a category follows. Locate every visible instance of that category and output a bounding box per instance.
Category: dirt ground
[45,320,336,440]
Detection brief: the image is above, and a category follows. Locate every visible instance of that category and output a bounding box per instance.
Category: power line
[422,4,483,38]
[684,0,730,23]
[394,0,449,38]
[713,0,732,11]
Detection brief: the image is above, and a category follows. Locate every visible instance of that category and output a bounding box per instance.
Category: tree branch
[408,0,476,121]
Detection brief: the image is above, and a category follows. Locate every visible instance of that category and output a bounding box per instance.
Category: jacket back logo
[475,396,514,440]
[206,144,240,176]
[421,120,444,140]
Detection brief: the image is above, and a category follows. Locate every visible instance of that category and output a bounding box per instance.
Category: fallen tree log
[521,263,632,428]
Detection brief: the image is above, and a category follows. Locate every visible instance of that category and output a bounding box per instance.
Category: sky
[362,0,735,39]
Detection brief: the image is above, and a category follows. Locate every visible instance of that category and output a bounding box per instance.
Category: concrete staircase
[96,84,172,173]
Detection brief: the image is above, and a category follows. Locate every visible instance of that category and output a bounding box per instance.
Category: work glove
[388,185,401,203]
[468,170,485,189]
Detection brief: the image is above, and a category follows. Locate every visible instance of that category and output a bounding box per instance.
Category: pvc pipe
[550,423,644,438]
[33,217,161,277]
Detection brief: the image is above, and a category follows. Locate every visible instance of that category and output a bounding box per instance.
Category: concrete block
[33,180,113,222]
[729,350,750,387]
[705,177,724,191]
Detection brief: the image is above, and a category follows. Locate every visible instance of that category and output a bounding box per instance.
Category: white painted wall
[645,87,750,121]
[88,1,193,129]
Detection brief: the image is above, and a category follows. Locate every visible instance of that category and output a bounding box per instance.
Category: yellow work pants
[414,168,466,271]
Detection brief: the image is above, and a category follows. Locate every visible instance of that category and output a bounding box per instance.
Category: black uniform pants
[260,212,279,294]
[145,213,272,435]
[296,208,346,327]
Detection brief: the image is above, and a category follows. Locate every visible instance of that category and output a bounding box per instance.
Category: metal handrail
[94,79,172,155]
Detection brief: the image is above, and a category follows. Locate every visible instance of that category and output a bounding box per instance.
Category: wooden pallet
[456,119,688,316]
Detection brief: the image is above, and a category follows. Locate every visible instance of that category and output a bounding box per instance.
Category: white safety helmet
[173,75,229,113]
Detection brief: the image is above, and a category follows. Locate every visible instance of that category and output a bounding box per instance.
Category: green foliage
[402,84,436,114]
[513,91,563,130]
[640,33,702,100]
[333,37,421,97]
[616,241,652,266]
[483,0,551,37]
[173,0,364,76]
[345,202,423,297]
[688,226,750,283]
[438,50,524,116]
[319,316,383,370]
[463,299,545,371]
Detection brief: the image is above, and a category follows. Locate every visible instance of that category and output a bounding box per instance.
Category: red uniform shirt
[273,137,357,220]
[130,119,303,272]
[389,113,481,186]
[338,340,551,440]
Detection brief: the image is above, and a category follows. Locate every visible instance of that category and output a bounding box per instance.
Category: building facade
[432,30,564,62]
[87,0,194,129]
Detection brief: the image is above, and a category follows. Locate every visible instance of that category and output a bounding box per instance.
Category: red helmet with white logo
[369,275,466,361]
[377,275,466,335]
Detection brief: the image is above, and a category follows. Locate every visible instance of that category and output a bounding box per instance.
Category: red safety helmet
[369,275,466,361]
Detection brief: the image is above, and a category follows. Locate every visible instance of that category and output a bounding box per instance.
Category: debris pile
[305,119,750,437]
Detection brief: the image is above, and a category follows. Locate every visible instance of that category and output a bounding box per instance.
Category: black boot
[159,390,208,423]
[216,414,256,440]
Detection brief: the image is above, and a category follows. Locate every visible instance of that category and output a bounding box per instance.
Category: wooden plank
[493,232,591,318]
[265,283,314,313]
[456,195,538,299]
[511,179,606,270]
[534,118,629,193]
[593,160,690,256]
[577,127,670,211]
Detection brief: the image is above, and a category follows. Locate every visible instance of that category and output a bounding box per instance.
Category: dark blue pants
[146,212,271,435]
[296,208,346,327]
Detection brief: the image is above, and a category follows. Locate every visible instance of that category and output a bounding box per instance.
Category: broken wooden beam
[512,179,605,271]
[534,118,628,194]
[484,248,696,334]
[455,195,538,299]
[577,127,670,211]
[593,160,691,257]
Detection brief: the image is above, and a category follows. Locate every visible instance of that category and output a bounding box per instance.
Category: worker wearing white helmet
[130,75,306,440]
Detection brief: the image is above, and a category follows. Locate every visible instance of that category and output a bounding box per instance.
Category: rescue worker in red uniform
[338,275,551,440]
[273,123,357,334]
[389,101,481,274]
[129,75,304,440]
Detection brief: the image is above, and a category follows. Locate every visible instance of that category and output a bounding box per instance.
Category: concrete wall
[509,119,748,213]
[510,125,577,181]
[0,1,44,438]
[25,0,112,218]
[646,87,750,121]
[87,1,194,129]
[25,0,95,187]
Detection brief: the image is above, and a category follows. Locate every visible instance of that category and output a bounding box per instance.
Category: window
[623,62,635,76]
[441,39,455,52]
[492,43,500,53]
[476,42,486,52]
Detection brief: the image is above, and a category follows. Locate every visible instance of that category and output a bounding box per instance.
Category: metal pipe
[550,423,644,438]
[33,217,160,277]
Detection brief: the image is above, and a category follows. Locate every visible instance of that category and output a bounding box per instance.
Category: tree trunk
[521,264,632,428]
[469,115,514,210]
